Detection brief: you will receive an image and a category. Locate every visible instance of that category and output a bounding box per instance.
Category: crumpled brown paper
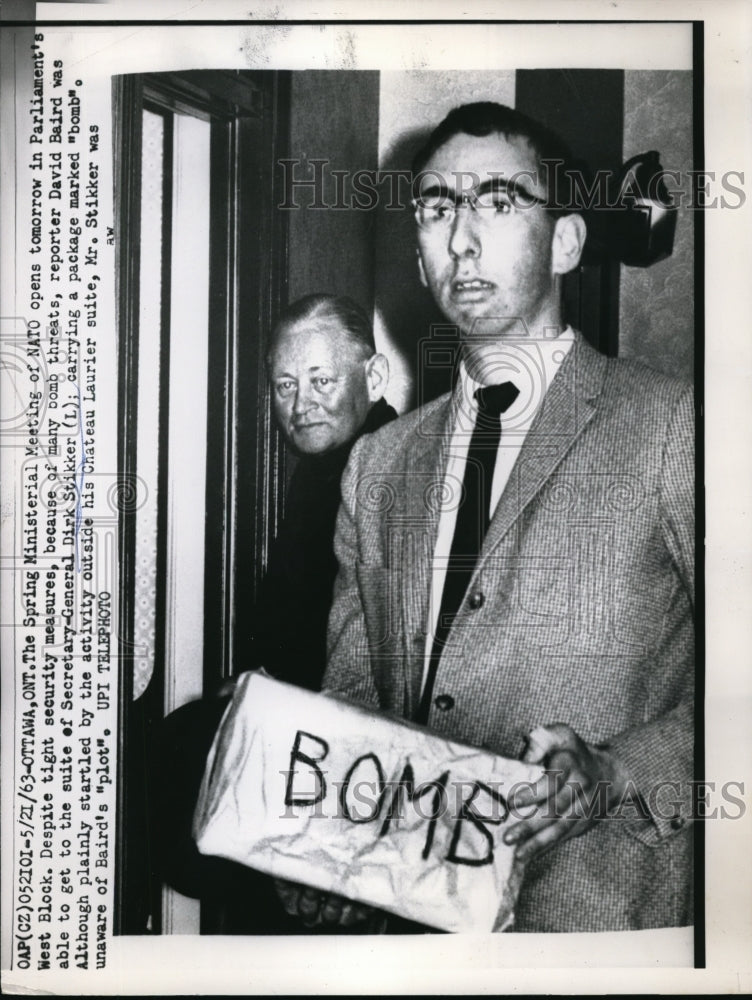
[193,671,543,933]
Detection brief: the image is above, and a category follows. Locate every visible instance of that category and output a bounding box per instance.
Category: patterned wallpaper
[620,71,694,383]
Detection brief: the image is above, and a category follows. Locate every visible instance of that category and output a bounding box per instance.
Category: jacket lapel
[399,390,457,714]
[402,390,455,595]
[480,331,608,559]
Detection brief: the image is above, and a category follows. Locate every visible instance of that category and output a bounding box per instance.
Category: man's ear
[365,352,389,402]
[417,249,428,288]
[551,213,587,275]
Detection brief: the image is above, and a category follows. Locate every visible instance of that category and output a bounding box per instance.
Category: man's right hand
[273,878,383,930]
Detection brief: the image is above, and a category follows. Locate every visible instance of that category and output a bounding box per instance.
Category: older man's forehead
[270,318,360,367]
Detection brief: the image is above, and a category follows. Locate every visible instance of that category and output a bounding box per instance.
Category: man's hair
[411,101,578,216]
[268,294,376,364]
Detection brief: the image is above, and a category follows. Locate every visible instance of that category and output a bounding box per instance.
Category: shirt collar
[456,326,575,428]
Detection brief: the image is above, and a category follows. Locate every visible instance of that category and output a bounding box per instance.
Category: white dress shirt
[422,328,575,694]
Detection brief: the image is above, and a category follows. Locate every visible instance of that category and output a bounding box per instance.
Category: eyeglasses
[412,180,546,229]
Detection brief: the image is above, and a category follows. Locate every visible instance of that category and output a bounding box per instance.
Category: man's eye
[419,197,454,220]
[314,377,332,388]
[276,380,294,394]
[433,203,454,220]
[476,190,512,214]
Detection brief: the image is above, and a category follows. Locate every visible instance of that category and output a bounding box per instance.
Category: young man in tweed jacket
[287,102,695,933]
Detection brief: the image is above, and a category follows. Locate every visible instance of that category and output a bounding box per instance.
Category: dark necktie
[415,381,519,725]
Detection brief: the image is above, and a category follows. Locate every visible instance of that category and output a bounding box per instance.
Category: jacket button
[670,815,686,831]
[434,694,455,711]
[468,591,484,610]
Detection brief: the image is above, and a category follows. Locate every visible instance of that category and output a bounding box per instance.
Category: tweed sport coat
[323,331,695,933]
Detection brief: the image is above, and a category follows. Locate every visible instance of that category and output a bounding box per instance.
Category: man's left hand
[503,723,630,863]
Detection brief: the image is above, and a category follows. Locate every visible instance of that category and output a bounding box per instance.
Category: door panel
[113,70,289,934]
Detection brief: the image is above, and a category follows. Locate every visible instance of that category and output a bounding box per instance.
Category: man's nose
[448,204,481,258]
[292,383,316,415]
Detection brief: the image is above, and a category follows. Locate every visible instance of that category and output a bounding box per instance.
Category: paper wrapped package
[193,671,543,933]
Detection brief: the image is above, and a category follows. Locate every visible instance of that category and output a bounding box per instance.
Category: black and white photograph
[0,2,750,994]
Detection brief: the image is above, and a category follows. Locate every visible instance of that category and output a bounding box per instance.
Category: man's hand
[273,878,383,931]
[504,723,631,863]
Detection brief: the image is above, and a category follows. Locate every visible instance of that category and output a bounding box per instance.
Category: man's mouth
[451,278,495,298]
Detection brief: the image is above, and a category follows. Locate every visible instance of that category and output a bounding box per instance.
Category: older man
[316,102,694,933]
[253,294,394,690]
